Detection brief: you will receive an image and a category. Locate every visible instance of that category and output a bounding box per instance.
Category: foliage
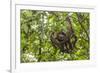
[20,9,90,63]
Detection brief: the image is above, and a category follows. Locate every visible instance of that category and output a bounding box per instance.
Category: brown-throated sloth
[50,13,77,53]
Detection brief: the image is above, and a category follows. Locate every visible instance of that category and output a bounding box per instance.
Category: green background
[20,9,90,63]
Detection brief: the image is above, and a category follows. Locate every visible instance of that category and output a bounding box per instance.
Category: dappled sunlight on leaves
[20,10,90,63]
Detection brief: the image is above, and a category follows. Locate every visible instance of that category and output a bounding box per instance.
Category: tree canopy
[20,9,90,63]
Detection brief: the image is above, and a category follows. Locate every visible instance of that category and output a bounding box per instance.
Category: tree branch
[76,13,89,43]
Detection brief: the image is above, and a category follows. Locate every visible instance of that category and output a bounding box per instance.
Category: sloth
[50,14,77,53]
[50,31,77,53]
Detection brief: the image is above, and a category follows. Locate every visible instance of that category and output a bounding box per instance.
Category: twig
[76,13,89,43]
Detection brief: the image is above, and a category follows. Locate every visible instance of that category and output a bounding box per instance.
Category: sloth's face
[57,34,65,41]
